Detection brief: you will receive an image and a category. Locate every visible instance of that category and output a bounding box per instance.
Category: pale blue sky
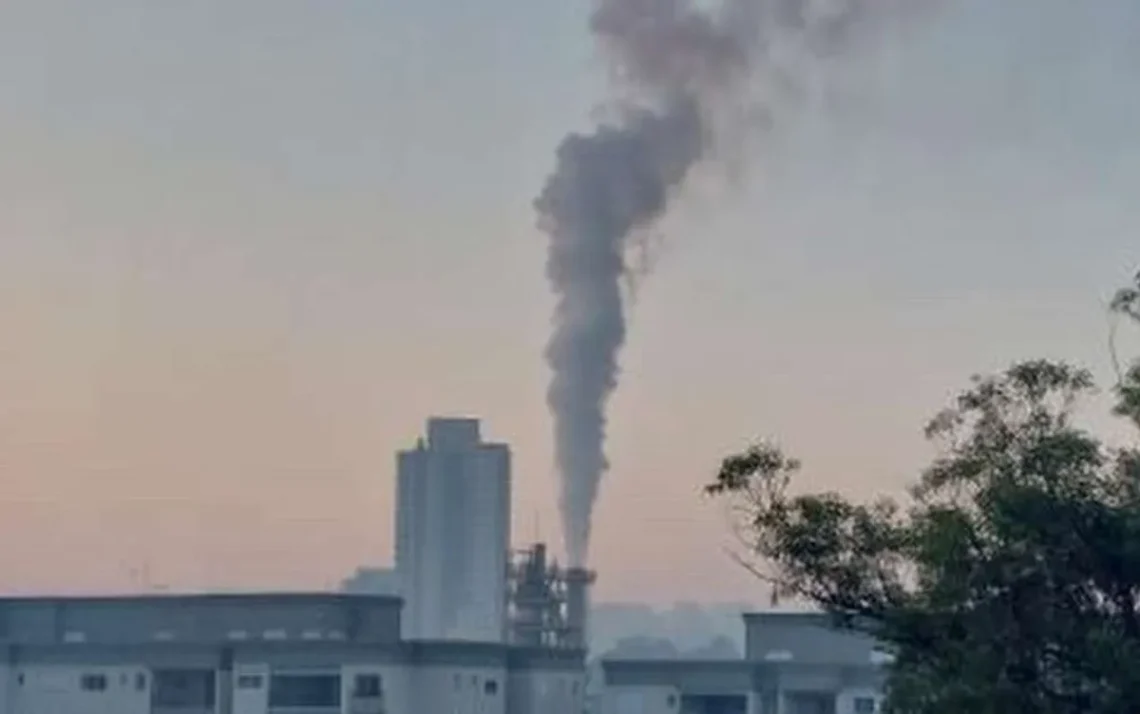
[0,0,1137,602]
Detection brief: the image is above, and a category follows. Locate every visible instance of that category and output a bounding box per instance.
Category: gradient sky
[1,0,1138,604]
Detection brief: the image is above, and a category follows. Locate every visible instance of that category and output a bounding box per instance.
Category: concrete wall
[409,664,508,714]
[0,658,11,713]
[341,661,411,714]
[744,614,877,666]
[601,684,679,714]
[506,668,585,714]
[465,442,510,643]
[396,417,511,643]
[0,655,584,714]
[233,663,269,714]
[0,590,585,714]
[599,613,889,714]
[834,686,882,714]
[10,663,151,714]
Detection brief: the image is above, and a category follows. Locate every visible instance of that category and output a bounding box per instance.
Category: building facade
[0,593,584,714]
[600,612,887,714]
[396,418,511,642]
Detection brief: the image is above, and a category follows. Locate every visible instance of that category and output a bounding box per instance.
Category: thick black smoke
[537,0,915,567]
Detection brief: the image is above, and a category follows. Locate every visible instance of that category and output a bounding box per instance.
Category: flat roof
[0,592,584,671]
[602,659,754,692]
[0,592,402,606]
[1,640,585,671]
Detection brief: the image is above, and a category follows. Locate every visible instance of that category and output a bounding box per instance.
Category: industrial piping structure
[506,543,596,650]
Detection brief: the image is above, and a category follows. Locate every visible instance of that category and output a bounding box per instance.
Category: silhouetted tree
[707,277,1140,714]
[1112,271,1140,425]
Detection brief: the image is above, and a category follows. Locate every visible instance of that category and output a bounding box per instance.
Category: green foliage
[1112,271,1140,427]
[707,353,1140,713]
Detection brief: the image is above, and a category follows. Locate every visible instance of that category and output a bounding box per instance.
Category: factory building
[0,415,596,712]
[600,611,888,714]
[0,592,585,714]
[396,418,511,642]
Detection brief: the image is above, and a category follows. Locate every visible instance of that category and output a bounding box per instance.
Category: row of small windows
[79,673,147,692]
[59,628,348,643]
[240,672,386,707]
[52,669,387,707]
[77,670,216,707]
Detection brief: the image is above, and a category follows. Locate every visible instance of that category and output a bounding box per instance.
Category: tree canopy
[707,273,1140,714]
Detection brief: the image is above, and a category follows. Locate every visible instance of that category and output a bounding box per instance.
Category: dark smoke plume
[537,0,914,567]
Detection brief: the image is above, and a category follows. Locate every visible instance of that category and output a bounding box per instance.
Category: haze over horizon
[1,0,1138,604]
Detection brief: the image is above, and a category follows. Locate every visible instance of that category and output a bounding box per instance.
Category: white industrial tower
[395,417,511,642]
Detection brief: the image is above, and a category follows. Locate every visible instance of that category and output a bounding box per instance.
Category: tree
[707,278,1140,714]
[1111,271,1140,425]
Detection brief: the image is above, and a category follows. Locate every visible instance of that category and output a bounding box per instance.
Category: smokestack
[563,567,596,650]
[538,0,925,567]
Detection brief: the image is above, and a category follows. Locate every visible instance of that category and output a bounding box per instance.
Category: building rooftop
[0,591,403,647]
[0,591,586,672]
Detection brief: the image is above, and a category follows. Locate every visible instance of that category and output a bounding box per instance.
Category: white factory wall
[600,684,679,714]
[409,664,507,714]
[0,661,10,713]
[396,417,511,643]
[0,659,582,714]
[395,446,432,639]
[507,669,586,714]
[747,692,761,714]
[232,663,268,714]
[341,662,412,714]
[9,664,151,714]
[835,686,883,714]
[598,685,884,714]
[463,442,510,642]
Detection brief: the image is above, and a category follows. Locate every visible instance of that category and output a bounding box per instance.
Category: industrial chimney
[563,567,596,650]
[506,543,596,650]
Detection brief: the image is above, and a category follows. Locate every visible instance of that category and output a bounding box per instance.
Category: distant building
[600,611,888,714]
[340,567,400,596]
[0,592,584,714]
[396,417,511,642]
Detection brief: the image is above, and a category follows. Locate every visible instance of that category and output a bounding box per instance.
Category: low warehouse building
[0,592,584,714]
[600,612,888,714]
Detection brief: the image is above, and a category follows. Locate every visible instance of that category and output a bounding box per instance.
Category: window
[151,669,216,708]
[237,674,264,690]
[135,673,147,692]
[666,693,677,708]
[269,673,341,708]
[483,679,498,696]
[353,674,382,698]
[854,697,877,714]
[81,674,107,692]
